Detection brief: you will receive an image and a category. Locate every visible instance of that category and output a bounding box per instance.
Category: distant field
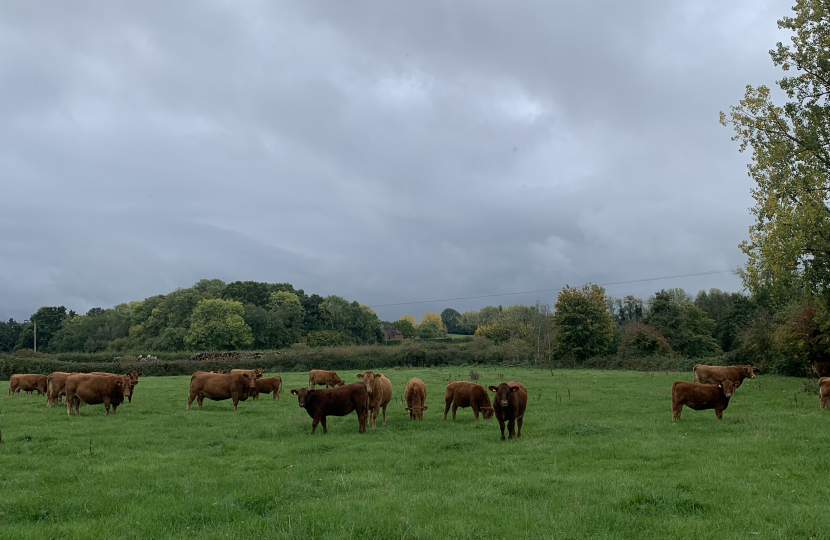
[0,368,827,539]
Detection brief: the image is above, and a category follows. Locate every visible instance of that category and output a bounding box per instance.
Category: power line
[369,269,737,308]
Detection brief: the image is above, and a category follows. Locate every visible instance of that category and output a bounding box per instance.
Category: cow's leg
[273,391,277,401]
[452,404,459,420]
[444,399,451,420]
[232,396,239,411]
[473,404,479,420]
[498,418,506,440]
[197,395,204,407]
[111,404,118,415]
[358,409,367,433]
[517,416,524,438]
[671,402,682,421]
[715,407,724,420]
[821,396,828,410]
[66,395,73,417]
[187,391,196,409]
[381,404,387,426]
[507,418,516,439]
[104,397,111,416]
[74,397,81,416]
[127,395,132,403]
[311,415,321,434]
[321,416,328,434]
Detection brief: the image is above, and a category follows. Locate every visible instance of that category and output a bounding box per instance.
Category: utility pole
[25,319,37,351]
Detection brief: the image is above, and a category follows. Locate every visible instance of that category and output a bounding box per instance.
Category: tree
[552,284,615,361]
[721,0,830,300]
[185,299,253,350]
[399,314,418,328]
[389,319,417,339]
[617,323,671,358]
[645,290,721,358]
[440,308,463,334]
[16,306,68,351]
[0,319,22,353]
[418,312,447,339]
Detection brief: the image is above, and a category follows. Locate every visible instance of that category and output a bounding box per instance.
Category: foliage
[387,319,417,339]
[418,312,447,339]
[184,299,253,351]
[722,0,830,300]
[440,308,464,334]
[306,330,348,348]
[552,284,616,361]
[645,290,721,358]
[617,323,672,359]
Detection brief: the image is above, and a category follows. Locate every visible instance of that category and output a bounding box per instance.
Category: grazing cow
[254,376,283,400]
[820,377,830,410]
[488,381,528,440]
[671,380,737,421]
[693,364,758,387]
[356,371,392,428]
[308,369,345,389]
[46,372,74,406]
[812,361,830,379]
[230,368,264,380]
[65,373,130,416]
[9,374,47,396]
[443,381,494,420]
[187,371,257,411]
[290,382,368,434]
[404,378,428,420]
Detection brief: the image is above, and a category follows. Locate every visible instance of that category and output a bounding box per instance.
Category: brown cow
[123,371,141,402]
[65,373,130,416]
[693,364,758,386]
[290,382,368,434]
[813,361,830,379]
[46,372,74,406]
[9,374,47,396]
[444,381,494,420]
[211,370,228,374]
[820,377,830,410]
[308,369,345,388]
[671,380,737,421]
[254,376,283,400]
[356,371,392,428]
[488,381,528,440]
[230,368,264,379]
[187,371,257,411]
[404,377,428,420]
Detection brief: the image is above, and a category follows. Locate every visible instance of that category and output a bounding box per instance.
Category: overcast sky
[0,0,793,322]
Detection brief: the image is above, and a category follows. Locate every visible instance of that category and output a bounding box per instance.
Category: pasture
[0,368,827,539]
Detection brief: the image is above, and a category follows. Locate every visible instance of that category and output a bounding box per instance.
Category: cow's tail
[692,364,701,383]
[277,377,283,399]
[45,377,52,405]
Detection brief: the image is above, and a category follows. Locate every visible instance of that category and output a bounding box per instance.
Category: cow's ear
[488,385,498,392]
[242,373,250,379]
[356,373,364,379]
[511,386,520,392]
[290,389,299,395]
[718,384,722,387]
[138,372,143,377]
[422,406,428,411]
[405,407,412,411]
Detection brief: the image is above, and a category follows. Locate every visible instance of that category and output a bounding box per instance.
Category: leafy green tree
[645,290,721,357]
[306,330,348,347]
[617,323,671,358]
[0,319,22,353]
[441,308,463,334]
[552,284,615,361]
[388,319,417,339]
[418,312,447,339]
[185,299,253,350]
[607,295,645,326]
[16,306,68,351]
[721,0,830,300]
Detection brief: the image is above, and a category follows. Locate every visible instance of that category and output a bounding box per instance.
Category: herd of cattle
[6,363,830,437]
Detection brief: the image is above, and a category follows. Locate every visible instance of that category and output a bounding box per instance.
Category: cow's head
[241,373,257,391]
[357,371,379,394]
[291,388,314,407]
[489,383,520,408]
[719,380,736,398]
[480,406,495,420]
[253,368,264,379]
[405,406,428,420]
[742,365,757,379]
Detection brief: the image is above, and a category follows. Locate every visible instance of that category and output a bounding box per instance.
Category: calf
[820,377,830,410]
[693,364,758,387]
[671,380,736,421]
[254,376,283,400]
[308,369,345,388]
[9,374,47,396]
[488,381,527,440]
[813,361,830,379]
[357,371,392,428]
[46,372,74,406]
[65,373,130,416]
[404,378,428,420]
[443,381,494,420]
[290,382,368,434]
[187,371,256,411]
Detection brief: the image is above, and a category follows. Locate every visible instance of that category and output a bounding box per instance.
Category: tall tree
[185,299,253,350]
[440,308,463,334]
[721,0,830,300]
[552,284,615,361]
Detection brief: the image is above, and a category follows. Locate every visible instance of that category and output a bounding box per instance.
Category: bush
[11,349,56,360]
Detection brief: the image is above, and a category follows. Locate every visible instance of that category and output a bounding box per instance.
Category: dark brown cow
[813,361,830,379]
[443,381,494,420]
[488,381,528,440]
[356,371,392,428]
[404,377,428,420]
[671,380,737,421]
[308,369,345,389]
[820,377,830,410]
[187,371,256,411]
[254,376,283,400]
[290,382,368,434]
[693,364,758,386]
[9,374,47,396]
[65,373,130,416]
[46,372,74,406]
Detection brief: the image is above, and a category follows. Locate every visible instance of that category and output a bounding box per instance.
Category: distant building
[384,329,404,340]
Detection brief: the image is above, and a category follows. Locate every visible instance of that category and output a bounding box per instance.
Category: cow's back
[405,378,427,407]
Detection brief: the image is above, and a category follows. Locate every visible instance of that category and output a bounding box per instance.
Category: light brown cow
[123,371,141,402]
[820,377,830,410]
[187,371,257,411]
[46,372,74,406]
[693,364,758,386]
[671,380,736,421]
[444,381,494,420]
[309,369,345,389]
[65,373,130,416]
[356,371,392,428]
[254,376,283,400]
[230,368,264,380]
[9,374,47,396]
[404,377,428,420]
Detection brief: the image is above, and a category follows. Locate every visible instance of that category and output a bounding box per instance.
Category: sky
[0,0,794,323]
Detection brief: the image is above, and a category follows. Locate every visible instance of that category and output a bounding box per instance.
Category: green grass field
[0,368,827,539]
